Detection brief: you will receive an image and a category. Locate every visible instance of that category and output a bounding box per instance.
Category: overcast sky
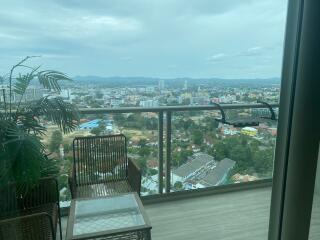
[0,0,288,79]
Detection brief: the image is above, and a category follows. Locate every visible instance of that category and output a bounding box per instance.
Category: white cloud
[207,53,227,62]
[0,0,288,78]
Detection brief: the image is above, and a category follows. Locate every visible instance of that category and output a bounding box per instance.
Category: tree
[91,127,102,136]
[0,56,79,187]
[138,139,147,148]
[49,130,63,153]
[211,141,228,160]
[192,129,204,145]
[63,142,72,154]
[139,147,151,157]
[183,119,195,130]
[145,117,158,130]
[113,114,126,125]
[253,148,274,175]
[90,120,106,136]
[172,149,192,167]
[148,168,158,175]
[134,158,147,175]
[174,181,183,190]
[125,113,145,129]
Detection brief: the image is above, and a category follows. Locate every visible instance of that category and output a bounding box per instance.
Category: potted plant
[0,56,79,190]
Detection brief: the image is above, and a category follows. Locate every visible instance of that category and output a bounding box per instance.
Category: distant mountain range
[72,76,281,88]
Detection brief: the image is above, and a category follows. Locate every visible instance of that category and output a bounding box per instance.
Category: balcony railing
[77,103,279,198]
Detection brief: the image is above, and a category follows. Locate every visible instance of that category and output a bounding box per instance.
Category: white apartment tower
[159,80,165,90]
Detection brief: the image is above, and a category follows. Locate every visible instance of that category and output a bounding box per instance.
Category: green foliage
[192,129,204,145]
[139,146,151,157]
[90,120,106,136]
[134,158,147,174]
[63,142,72,154]
[0,57,79,188]
[1,124,44,185]
[113,114,126,124]
[138,138,147,147]
[172,149,192,167]
[90,127,102,136]
[37,70,71,92]
[174,181,183,190]
[29,97,79,134]
[123,113,158,130]
[210,135,274,176]
[14,73,35,95]
[253,148,274,176]
[175,119,195,131]
[49,130,63,153]
[148,168,158,175]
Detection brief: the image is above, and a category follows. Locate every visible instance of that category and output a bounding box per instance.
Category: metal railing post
[158,111,164,194]
[165,111,172,193]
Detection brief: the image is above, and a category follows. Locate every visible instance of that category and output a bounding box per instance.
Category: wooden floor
[59,187,320,240]
[144,187,271,240]
[309,192,320,240]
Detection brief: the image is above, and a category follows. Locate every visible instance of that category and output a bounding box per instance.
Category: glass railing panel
[112,112,160,196]
[43,112,160,206]
[170,109,277,192]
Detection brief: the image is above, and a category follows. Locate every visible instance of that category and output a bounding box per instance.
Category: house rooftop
[200,158,236,187]
[173,153,215,178]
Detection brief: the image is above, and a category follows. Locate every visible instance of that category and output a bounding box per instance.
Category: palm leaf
[15,111,46,135]
[30,97,79,133]
[0,126,45,187]
[13,73,35,95]
[40,154,59,177]
[37,70,71,92]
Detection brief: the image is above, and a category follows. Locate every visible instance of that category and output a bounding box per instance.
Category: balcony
[53,103,283,239]
[75,103,279,196]
[58,185,320,240]
[59,185,273,240]
[3,103,320,240]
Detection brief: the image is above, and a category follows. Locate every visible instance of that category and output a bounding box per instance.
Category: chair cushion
[76,180,133,198]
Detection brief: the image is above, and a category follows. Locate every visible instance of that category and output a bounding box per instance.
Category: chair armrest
[23,177,59,208]
[68,164,77,199]
[127,158,141,195]
[0,212,55,240]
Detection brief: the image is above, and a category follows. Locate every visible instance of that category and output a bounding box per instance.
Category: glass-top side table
[66,193,152,240]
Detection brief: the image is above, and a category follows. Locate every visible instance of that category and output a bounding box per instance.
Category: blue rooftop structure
[79,119,112,130]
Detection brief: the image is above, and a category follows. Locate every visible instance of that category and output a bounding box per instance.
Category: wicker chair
[0,177,62,240]
[69,134,141,199]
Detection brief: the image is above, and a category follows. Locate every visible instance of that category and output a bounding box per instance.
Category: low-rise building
[241,127,258,136]
[139,99,159,108]
[199,158,236,187]
[173,153,216,181]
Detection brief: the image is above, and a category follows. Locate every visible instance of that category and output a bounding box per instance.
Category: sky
[0,0,288,79]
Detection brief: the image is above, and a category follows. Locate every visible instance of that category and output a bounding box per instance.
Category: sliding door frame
[269,0,320,239]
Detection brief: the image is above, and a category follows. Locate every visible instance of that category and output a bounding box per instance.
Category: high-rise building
[139,99,159,108]
[159,80,165,90]
[0,86,46,103]
[183,80,188,90]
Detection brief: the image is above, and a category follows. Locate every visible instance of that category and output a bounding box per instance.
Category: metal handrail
[78,103,279,194]
[79,103,279,114]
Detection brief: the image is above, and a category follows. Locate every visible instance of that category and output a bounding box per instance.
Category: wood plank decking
[59,186,320,240]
